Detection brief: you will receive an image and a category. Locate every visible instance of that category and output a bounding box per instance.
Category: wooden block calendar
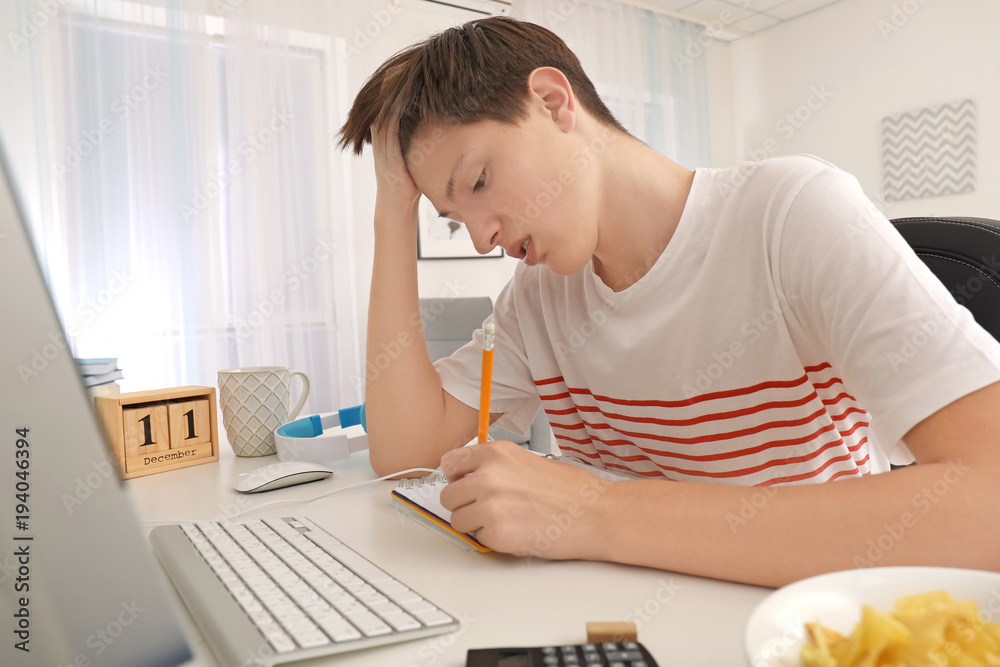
[95,386,220,479]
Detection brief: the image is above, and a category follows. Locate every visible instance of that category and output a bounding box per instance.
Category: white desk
[127,442,774,666]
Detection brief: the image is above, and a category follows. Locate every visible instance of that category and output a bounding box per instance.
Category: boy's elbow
[368,438,440,478]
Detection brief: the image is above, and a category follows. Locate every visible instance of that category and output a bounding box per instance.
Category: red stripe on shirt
[821,391,857,406]
[546,404,870,467]
[579,406,830,447]
[557,443,601,459]
[549,421,587,431]
[537,362,871,484]
[590,432,854,481]
[535,374,812,408]
[803,362,833,373]
[757,451,858,486]
[812,376,852,395]
[593,420,839,463]
[758,438,869,486]
[602,461,666,477]
[550,399,866,438]
[570,392,818,427]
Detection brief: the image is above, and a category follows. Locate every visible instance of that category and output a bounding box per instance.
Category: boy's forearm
[588,460,995,587]
[365,204,463,475]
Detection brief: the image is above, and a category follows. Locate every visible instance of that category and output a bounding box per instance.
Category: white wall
[728,0,1000,219]
[706,38,735,168]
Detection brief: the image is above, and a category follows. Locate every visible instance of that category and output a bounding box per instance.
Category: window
[18,1,359,410]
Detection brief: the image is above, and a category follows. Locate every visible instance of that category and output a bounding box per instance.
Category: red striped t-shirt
[435,156,1000,485]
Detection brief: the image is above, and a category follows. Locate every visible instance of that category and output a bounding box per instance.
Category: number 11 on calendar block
[95,386,220,479]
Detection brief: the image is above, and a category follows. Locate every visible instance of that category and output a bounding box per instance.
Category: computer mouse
[232,460,335,493]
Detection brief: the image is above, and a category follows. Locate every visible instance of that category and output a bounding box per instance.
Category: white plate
[744,566,1000,667]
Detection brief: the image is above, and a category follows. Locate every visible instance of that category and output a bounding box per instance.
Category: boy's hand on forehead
[371,119,420,217]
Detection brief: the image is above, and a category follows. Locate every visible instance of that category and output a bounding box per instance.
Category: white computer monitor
[0,135,192,666]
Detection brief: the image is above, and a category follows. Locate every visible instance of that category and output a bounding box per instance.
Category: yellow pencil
[478,322,495,444]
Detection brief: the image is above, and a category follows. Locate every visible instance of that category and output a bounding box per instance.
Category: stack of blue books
[76,357,123,396]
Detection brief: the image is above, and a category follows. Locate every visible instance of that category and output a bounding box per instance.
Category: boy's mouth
[522,237,536,266]
[506,236,536,265]
[507,236,528,259]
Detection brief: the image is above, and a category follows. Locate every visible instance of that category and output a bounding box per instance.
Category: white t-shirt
[435,155,1000,486]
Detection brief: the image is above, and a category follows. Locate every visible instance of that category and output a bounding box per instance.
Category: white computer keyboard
[151,517,460,667]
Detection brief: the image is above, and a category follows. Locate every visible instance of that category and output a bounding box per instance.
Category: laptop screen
[0,136,192,666]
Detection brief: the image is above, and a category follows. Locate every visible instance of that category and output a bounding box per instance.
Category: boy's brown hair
[336,16,627,161]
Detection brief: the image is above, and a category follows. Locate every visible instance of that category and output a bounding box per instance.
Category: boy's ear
[526,67,576,132]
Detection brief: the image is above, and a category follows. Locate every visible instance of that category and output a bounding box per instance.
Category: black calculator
[466,641,659,666]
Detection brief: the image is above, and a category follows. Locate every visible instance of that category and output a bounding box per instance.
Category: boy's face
[406,107,600,276]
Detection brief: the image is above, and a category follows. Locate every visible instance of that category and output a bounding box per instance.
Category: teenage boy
[338,17,1000,587]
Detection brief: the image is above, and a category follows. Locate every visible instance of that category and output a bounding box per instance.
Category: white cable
[139,466,442,525]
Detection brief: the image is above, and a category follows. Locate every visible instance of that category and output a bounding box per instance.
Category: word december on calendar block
[95,386,220,479]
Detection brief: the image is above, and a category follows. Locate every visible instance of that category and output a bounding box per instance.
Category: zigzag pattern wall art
[881,98,977,202]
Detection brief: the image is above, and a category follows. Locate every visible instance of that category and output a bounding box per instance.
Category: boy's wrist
[373,194,418,229]
[581,478,668,566]
[574,476,634,563]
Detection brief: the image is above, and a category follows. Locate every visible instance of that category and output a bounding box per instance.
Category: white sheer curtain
[524,0,711,168]
[0,0,361,413]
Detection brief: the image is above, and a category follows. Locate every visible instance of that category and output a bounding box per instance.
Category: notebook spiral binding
[396,471,447,487]
[395,454,560,488]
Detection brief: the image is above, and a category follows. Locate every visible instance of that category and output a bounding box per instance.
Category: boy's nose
[468,216,502,255]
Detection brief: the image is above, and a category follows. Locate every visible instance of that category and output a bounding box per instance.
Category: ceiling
[631,0,847,39]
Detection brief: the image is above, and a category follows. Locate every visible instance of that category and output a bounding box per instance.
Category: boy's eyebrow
[444,152,467,202]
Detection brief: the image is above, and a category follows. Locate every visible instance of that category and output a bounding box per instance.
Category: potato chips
[801,591,1000,666]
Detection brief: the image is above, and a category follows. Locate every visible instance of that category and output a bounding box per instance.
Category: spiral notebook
[389,455,638,553]
[390,473,491,552]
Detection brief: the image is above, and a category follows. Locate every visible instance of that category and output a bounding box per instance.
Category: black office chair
[891,217,1000,340]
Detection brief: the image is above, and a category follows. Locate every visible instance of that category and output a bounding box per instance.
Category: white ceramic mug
[217,366,310,457]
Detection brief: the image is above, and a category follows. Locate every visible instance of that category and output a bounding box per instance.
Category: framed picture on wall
[416,195,504,259]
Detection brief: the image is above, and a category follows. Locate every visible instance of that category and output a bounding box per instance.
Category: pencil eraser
[586,621,637,643]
